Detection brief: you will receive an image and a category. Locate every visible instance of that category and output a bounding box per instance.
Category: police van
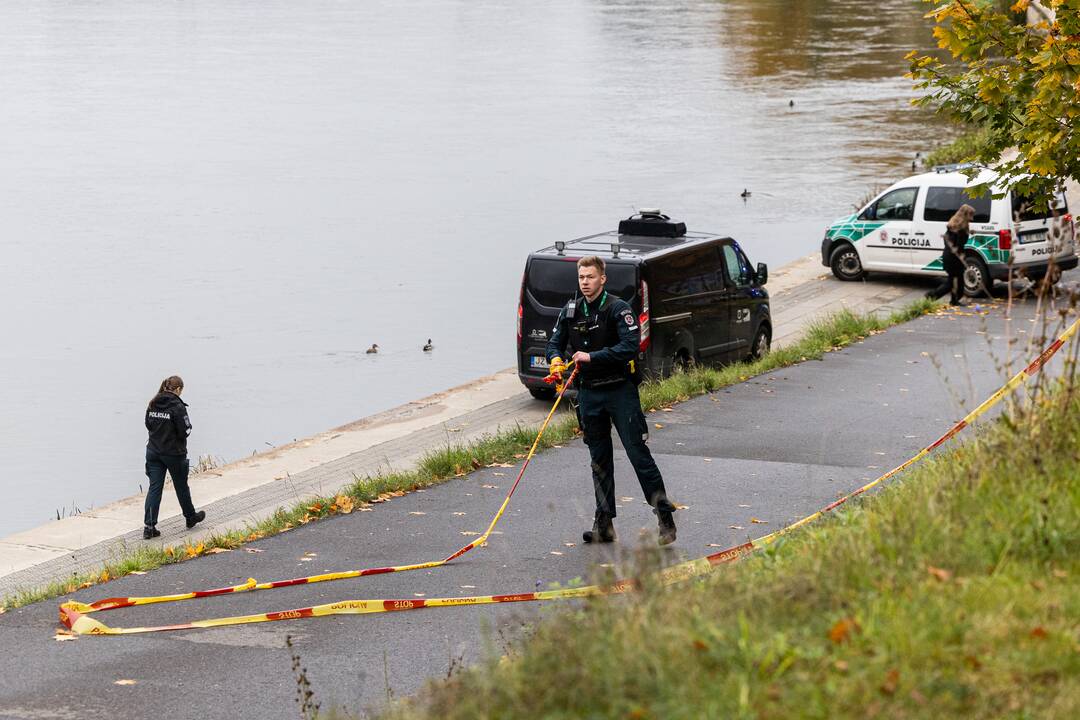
[821,166,1077,295]
[517,211,771,399]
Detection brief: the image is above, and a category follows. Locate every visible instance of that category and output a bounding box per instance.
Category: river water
[0,0,941,537]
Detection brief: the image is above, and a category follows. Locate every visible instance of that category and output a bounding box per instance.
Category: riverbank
[0,252,935,600]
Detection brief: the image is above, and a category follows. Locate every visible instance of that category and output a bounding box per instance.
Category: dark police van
[517,211,771,399]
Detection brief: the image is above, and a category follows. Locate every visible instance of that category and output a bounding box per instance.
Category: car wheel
[962,254,991,297]
[748,325,771,361]
[829,243,864,281]
[528,386,556,401]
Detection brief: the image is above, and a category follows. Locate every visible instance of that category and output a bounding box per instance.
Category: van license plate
[530,356,549,369]
[1020,231,1048,244]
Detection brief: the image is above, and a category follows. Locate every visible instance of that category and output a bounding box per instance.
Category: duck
[740,188,751,199]
[788,99,794,108]
[422,339,433,352]
[365,343,379,354]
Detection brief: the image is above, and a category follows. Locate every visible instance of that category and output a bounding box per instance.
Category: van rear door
[1010,188,1074,267]
[518,257,639,385]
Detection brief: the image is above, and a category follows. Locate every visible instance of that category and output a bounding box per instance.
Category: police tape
[58,317,1080,635]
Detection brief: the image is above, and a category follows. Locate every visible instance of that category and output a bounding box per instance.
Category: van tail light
[998,229,1012,251]
[638,279,651,352]
[1065,214,1075,238]
[517,273,525,348]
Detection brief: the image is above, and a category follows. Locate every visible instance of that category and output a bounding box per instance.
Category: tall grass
[1,300,933,611]
[382,376,1080,720]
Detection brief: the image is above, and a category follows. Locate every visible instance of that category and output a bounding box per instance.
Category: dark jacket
[546,291,639,388]
[943,228,968,260]
[145,392,192,455]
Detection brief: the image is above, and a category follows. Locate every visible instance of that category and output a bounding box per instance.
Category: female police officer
[547,256,678,545]
[143,375,205,539]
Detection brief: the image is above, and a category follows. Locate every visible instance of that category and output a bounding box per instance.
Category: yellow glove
[549,357,567,376]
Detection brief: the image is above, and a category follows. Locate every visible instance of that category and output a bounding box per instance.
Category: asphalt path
[1,290,1077,720]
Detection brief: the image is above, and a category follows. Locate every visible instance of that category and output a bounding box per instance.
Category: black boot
[656,509,677,546]
[582,514,616,543]
[143,525,161,539]
[186,510,206,529]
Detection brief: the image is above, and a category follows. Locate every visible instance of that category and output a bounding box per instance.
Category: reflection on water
[0,0,939,536]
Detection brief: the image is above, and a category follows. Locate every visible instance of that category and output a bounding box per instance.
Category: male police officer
[547,255,678,545]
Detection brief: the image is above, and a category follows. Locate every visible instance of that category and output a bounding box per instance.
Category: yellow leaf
[335,495,354,514]
[114,679,137,686]
[750,518,768,524]
[205,548,232,555]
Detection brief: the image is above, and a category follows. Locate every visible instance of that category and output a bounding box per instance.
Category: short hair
[577,255,606,274]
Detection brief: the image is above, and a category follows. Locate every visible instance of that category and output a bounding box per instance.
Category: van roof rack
[932,162,978,174]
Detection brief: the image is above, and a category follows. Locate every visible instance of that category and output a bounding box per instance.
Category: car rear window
[923,186,992,223]
[525,258,637,309]
[1012,188,1069,222]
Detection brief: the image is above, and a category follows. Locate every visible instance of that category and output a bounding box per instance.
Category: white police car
[821,166,1077,295]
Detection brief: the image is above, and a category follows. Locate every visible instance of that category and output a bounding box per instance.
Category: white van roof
[884,167,1003,195]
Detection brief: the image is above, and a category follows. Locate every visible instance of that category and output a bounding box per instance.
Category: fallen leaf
[492,472,505,477]
[299,557,312,562]
[359,507,374,512]
[707,543,724,548]
[927,565,952,582]
[494,462,513,468]
[413,593,426,598]
[661,408,674,412]
[114,679,137,686]
[675,504,690,510]
[738,504,751,508]
[703,458,712,463]
[828,617,860,644]
[481,484,499,489]
[460,585,476,589]
[880,669,900,695]
[619,497,634,502]
[654,423,664,429]
[336,495,354,514]
[750,518,768,524]
[1030,626,1048,640]
[409,511,427,516]
[54,632,77,642]
[564,542,576,547]
[549,551,563,556]
[245,548,264,554]
[728,526,744,530]
[453,512,467,516]
[128,571,147,575]
[205,548,232,555]
[460,531,480,536]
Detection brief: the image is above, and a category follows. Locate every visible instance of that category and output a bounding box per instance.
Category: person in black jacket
[143,375,205,539]
[547,256,678,545]
[926,204,976,305]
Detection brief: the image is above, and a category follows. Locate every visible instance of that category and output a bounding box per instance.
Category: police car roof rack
[618,209,687,238]
[932,162,978,174]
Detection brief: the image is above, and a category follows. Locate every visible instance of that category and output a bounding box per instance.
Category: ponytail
[149,375,184,408]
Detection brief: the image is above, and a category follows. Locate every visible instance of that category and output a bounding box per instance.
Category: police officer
[143,375,205,539]
[547,256,678,545]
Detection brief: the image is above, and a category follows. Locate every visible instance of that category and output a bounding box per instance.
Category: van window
[651,246,725,300]
[525,258,637,308]
[1012,188,1069,222]
[923,187,992,223]
[721,244,752,287]
[862,187,918,221]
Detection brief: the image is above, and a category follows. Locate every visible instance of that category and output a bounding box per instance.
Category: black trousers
[577,380,675,519]
[144,448,197,527]
[928,253,965,303]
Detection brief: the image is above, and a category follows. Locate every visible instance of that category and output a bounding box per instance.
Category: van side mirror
[756,263,768,286]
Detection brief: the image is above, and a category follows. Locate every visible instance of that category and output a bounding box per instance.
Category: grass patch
[380,377,1080,719]
[0,299,934,611]
[922,126,997,169]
